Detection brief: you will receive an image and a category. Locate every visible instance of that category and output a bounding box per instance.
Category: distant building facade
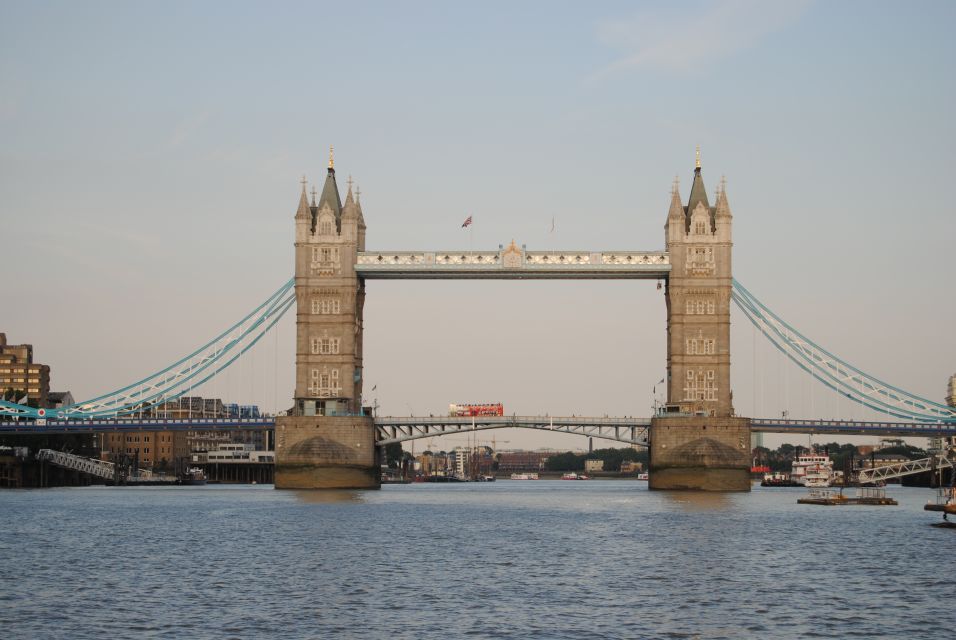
[47,391,74,409]
[497,451,550,473]
[98,430,188,470]
[96,395,268,469]
[620,460,644,474]
[0,333,51,408]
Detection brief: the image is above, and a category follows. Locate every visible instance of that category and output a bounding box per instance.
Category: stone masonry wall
[649,416,751,491]
[275,415,379,489]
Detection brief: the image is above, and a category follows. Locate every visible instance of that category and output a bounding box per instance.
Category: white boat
[636,473,649,481]
[510,472,539,480]
[791,453,834,487]
[561,472,589,480]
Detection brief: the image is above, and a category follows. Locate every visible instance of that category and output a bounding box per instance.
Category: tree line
[544,447,647,472]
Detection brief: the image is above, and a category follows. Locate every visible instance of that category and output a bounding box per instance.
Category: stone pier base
[275,415,380,490]
[649,416,752,491]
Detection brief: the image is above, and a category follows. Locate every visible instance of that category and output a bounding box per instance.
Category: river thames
[0,482,952,639]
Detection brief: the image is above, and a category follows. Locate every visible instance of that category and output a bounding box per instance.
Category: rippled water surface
[1,482,953,639]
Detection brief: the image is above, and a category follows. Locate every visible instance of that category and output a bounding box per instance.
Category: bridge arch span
[373,416,650,447]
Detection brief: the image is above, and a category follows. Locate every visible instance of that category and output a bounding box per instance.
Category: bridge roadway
[2,416,954,442]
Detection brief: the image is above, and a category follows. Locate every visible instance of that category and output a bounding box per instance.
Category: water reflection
[292,489,367,504]
[660,490,733,511]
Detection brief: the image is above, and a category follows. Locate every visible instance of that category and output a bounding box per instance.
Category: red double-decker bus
[449,403,504,417]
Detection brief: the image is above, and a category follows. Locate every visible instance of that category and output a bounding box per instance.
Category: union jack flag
[461,215,473,228]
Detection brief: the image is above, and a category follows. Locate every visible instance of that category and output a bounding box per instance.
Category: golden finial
[695,145,701,169]
[329,145,334,169]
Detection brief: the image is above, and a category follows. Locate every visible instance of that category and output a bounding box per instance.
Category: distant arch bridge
[374,416,651,446]
[2,416,953,443]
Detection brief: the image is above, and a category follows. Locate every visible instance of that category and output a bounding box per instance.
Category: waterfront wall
[649,416,751,491]
[274,415,379,489]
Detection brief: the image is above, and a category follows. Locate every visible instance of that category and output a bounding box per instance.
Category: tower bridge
[274,147,747,490]
[3,148,954,490]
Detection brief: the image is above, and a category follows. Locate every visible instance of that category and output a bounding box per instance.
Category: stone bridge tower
[649,151,751,491]
[275,149,379,489]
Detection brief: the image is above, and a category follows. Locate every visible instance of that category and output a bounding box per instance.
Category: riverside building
[0,333,50,408]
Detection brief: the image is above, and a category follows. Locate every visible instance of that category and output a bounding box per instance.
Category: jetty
[798,487,897,506]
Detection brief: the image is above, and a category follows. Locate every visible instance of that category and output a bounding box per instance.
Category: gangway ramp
[36,449,169,484]
[857,454,953,484]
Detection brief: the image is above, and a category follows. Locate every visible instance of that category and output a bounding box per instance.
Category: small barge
[923,487,956,519]
[798,487,897,506]
[761,472,800,487]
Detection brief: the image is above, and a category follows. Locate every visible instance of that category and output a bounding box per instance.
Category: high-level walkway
[355,249,670,279]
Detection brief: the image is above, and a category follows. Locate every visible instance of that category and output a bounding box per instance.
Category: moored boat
[179,467,207,486]
[761,472,800,487]
[561,472,589,480]
[510,472,539,480]
[791,453,834,487]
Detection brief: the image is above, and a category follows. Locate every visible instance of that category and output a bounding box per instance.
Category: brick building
[497,451,550,473]
[0,333,50,408]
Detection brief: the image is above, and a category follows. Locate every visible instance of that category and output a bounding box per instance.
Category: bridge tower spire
[276,149,378,490]
[651,150,751,491]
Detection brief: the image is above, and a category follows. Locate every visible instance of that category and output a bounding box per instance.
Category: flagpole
[550,216,555,256]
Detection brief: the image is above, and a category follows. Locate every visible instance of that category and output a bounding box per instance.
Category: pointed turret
[355,185,367,251]
[355,185,365,224]
[668,176,683,220]
[714,175,732,241]
[316,145,342,223]
[687,164,710,214]
[685,146,716,233]
[340,176,361,250]
[715,176,732,219]
[341,177,358,220]
[296,175,311,220]
[317,168,342,219]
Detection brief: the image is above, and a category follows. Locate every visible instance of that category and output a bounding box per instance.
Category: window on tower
[683,369,717,402]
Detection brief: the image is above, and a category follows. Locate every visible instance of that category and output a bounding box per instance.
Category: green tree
[384,442,404,468]
[544,452,584,471]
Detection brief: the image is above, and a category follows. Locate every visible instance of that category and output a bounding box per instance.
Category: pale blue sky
[2,1,954,448]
